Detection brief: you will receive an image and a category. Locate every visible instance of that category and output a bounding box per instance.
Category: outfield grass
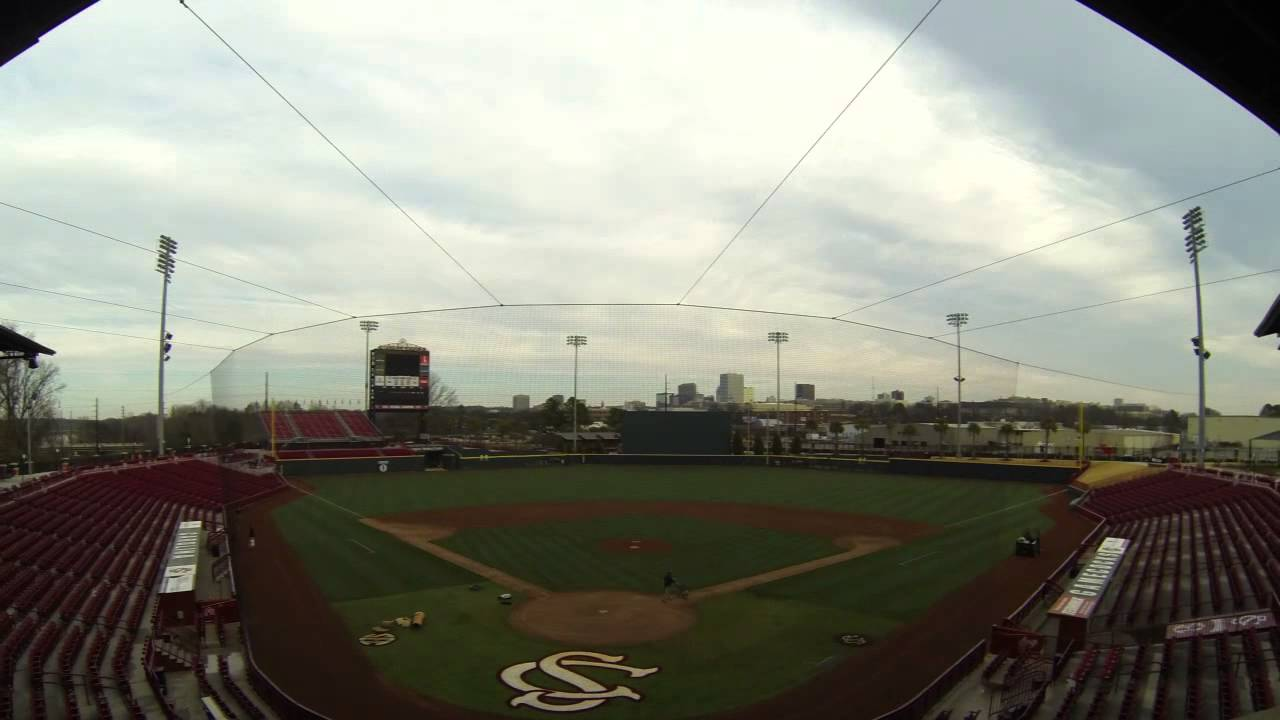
[273,466,1062,717]
[438,514,841,593]
[300,465,1047,525]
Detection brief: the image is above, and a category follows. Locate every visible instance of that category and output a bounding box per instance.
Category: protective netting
[210,305,1020,416]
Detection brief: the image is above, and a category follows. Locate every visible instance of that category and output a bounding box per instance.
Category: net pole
[1078,402,1084,468]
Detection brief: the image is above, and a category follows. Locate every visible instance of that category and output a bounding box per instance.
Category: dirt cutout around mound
[598,537,673,554]
[510,591,696,646]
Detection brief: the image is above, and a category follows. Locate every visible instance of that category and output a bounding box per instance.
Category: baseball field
[230,465,1095,719]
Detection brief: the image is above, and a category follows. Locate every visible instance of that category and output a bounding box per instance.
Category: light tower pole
[1183,206,1209,469]
[155,235,177,458]
[945,313,968,458]
[566,335,587,455]
[359,320,380,411]
[768,331,789,457]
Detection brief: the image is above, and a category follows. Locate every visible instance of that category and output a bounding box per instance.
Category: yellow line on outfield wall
[459,452,889,464]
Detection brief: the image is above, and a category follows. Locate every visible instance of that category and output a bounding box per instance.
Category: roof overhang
[1,324,56,361]
[1,1,100,68]
[1077,2,1280,135]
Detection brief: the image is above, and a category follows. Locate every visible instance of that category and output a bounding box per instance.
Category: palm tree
[1039,418,1058,456]
[931,421,949,454]
[884,418,898,449]
[829,421,844,456]
[967,422,982,455]
[999,423,1016,458]
[900,423,918,450]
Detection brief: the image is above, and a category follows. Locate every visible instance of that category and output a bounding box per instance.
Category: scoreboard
[369,345,430,412]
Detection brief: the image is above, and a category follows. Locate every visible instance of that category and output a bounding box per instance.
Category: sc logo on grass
[499,651,659,712]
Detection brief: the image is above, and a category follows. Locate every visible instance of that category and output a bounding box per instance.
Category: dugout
[621,412,732,455]
[157,520,203,627]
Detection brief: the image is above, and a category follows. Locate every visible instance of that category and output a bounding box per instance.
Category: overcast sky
[2,0,1277,418]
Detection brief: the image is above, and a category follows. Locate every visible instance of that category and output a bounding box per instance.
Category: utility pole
[1183,207,1209,470]
[566,335,587,455]
[264,372,269,412]
[156,234,177,458]
[120,406,125,445]
[94,398,100,455]
[946,313,969,458]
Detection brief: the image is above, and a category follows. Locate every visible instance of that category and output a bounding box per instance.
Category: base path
[690,535,898,600]
[361,518,550,597]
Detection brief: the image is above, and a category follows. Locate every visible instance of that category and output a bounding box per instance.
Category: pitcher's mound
[510,591,695,646]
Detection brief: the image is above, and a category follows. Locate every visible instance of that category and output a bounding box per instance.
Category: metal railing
[870,640,988,720]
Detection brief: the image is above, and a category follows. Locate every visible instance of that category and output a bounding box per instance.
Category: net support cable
[0,200,354,318]
[675,0,945,305]
[833,165,1280,318]
[179,0,504,307]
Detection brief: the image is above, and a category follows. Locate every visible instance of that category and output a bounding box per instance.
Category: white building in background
[716,373,744,404]
[512,394,530,411]
[743,387,755,403]
[1186,415,1280,446]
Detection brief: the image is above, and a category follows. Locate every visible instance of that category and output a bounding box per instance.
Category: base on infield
[509,591,696,646]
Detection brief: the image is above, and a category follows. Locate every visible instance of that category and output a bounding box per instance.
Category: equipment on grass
[498,593,513,605]
[411,611,425,628]
[1014,529,1040,557]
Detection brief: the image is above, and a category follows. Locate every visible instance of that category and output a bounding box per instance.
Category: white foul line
[898,551,939,566]
[943,489,1068,529]
[348,539,375,554]
[282,477,366,519]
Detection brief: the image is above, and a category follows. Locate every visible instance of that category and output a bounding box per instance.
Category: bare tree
[0,325,65,464]
[429,372,458,407]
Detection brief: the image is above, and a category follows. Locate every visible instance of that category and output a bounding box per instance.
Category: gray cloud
[2,0,1277,418]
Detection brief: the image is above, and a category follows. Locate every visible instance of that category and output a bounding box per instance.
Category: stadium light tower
[768,331,789,457]
[155,235,177,458]
[1183,206,1209,469]
[359,320,380,411]
[945,313,968,458]
[566,335,587,455]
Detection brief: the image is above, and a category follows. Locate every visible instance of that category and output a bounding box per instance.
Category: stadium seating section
[258,410,385,442]
[0,459,282,720]
[931,470,1279,720]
